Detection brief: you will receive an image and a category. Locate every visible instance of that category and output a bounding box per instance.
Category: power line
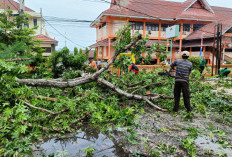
[43,17,86,48]
[44,16,93,23]
[7,0,20,12]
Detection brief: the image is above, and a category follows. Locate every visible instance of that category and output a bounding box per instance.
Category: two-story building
[0,0,58,56]
[90,0,232,64]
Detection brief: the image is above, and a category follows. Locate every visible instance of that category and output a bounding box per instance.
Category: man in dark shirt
[170,51,193,112]
[129,63,139,74]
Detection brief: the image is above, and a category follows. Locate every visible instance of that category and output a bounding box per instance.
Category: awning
[182,37,232,48]
[89,39,115,48]
[182,40,214,47]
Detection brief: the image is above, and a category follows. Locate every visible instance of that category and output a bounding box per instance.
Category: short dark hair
[182,56,189,59]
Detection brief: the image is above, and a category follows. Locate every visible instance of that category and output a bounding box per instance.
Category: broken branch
[5,58,30,62]
[130,82,165,94]
[20,99,55,114]
[97,78,168,112]
[32,95,58,102]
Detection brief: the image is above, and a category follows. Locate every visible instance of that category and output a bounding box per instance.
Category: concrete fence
[136,64,232,77]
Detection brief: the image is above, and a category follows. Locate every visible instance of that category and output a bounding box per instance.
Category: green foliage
[157,143,177,155]
[181,137,197,157]
[0,9,39,50]
[85,48,90,59]
[155,43,168,63]
[188,57,201,70]
[113,55,132,73]
[84,147,96,157]
[49,47,87,78]
[74,47,78,55]
[94,49,97,60]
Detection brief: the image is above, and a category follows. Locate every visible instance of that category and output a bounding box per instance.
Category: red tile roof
[89,39,115,48]
[92,0,232,27]
[36,34,58,43]
[185,20,232,40]
[103,0,183,20]
[0,0,34,12]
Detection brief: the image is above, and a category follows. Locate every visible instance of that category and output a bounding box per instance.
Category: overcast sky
[25,0,232,51]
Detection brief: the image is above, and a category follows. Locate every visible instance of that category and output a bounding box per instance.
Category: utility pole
[218,24,222,74]
[19,0,25,29]
[211,25,216,76]
[40,8,43,34]
[215,23,220,75]
[19,0,25,15]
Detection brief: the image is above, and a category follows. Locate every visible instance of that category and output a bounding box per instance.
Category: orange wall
[95,16,213,61]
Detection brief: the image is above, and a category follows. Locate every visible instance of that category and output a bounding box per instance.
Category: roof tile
[0,0,34,12]
[36,34,58,43]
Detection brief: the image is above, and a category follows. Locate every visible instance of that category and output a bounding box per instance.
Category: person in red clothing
[129,63,139,74]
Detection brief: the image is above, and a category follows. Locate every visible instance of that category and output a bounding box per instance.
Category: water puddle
[195,136,232,157]
[33,126,127,157]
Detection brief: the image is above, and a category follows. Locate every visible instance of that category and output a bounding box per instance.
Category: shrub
[188,57,200,70]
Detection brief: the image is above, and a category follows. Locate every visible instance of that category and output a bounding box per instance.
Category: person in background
[199,57,207,74]
[141,59,145,65]
[129,63,139,74]
[219,67,231,77]
[170,51,193,113]
[98,62,102,70]
[86,57,98,72]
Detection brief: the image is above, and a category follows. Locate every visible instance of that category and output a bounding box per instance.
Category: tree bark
[97,78,168,112]
[32,95,58,102]
[5,58,30,62]
[20,99,55,114]
[130,82,165,94]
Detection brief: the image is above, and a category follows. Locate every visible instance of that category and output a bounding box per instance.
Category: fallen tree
[18,25,171,111]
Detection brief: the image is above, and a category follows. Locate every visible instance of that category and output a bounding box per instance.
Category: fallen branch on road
[97,78,168,112]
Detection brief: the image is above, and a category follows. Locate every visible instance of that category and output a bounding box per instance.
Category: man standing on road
[170,51,193,112]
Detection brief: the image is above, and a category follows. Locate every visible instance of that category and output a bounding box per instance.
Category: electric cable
[7,0,20,12]
[43,17,86,48]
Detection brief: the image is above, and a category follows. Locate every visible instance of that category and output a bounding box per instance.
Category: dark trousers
[199,66,205,74]
[173,81,192,112]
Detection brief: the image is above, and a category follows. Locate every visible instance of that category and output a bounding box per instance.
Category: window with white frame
[130,21,143,30]
[146,23,159,31]
[183,24,191,34]
[161,24,168,32]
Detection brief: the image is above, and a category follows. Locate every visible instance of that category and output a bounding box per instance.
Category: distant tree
[0,9,42,60]
[79,48,83,54]
[74,47,78,55]
[49,47,87,78]
[85,48,89,59]
[0,9,39,49]
[94,49,97,60]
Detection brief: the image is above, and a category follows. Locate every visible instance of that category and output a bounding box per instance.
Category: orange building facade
[90,0,232,64]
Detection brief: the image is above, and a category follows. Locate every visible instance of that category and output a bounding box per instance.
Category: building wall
[40,42,56,57]
[111,20,127,36]
[95,16,215,63]
[1,10,48,35]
